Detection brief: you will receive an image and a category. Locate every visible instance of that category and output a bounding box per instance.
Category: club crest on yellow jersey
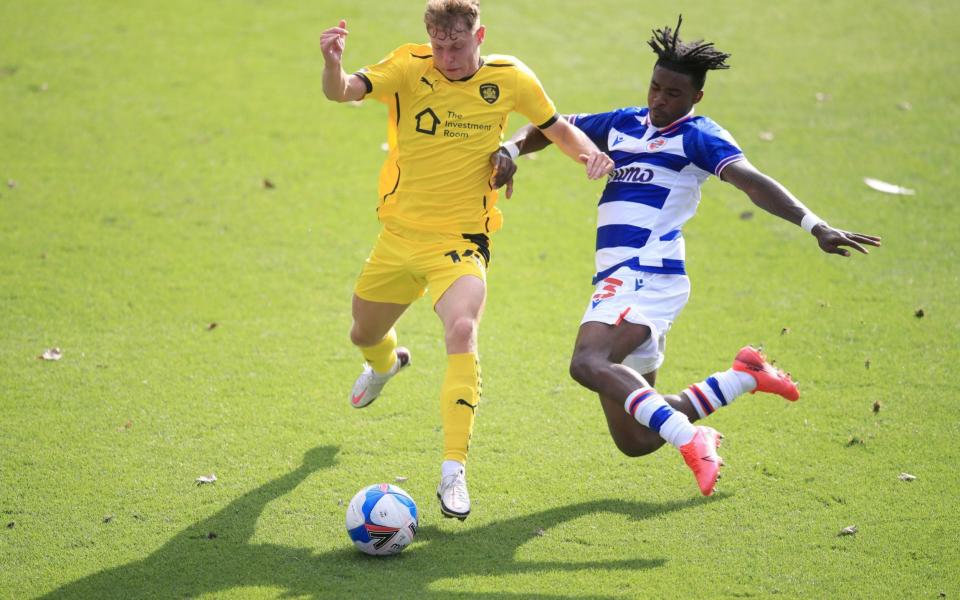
[479,83,499,104]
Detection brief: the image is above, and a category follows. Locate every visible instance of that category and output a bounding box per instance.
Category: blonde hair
[424,0,480,39]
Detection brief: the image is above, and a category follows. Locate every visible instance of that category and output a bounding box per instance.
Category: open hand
[579,151,614,180]
[813,224,882,257]
[489,147,517,198]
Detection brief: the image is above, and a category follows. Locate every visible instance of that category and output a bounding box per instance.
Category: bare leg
[349,294,410,347]
[570,321,698,457]
[434,275,486,354]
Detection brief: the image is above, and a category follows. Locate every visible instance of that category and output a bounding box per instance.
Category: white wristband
[801,213,826,234]
[500,141,520,161]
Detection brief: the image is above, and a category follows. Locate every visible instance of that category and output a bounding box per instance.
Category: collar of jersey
[434,58,486,83]
[643,108,696,135]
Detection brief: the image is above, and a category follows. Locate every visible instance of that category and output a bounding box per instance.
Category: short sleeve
[567,108,633,152]
[355,46,410,103]
[512,59,558,129]
[683,120,745,176]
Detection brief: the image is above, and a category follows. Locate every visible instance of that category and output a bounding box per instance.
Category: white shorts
[580,271,691,375]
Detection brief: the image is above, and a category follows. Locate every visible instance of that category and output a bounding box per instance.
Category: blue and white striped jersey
[569,107,744,283]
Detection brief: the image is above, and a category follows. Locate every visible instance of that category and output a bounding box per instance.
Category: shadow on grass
[43,446,714,599]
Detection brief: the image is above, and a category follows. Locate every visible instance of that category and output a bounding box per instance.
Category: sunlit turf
[1,0,957,598]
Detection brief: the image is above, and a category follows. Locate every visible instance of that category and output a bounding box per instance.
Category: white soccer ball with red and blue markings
[345,483,418,556]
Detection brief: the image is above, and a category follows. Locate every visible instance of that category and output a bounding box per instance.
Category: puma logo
[419,76,436,91]
[455,398,478,413]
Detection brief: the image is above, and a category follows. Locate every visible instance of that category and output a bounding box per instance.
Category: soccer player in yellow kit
[321,0,613,521]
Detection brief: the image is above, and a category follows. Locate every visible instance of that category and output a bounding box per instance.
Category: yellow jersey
[356,43,557,234]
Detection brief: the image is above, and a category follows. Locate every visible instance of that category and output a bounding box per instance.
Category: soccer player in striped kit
[321,1,613,519]
[492,17,881,496]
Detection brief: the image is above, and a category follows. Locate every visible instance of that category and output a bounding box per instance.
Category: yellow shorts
[354,224,491,306]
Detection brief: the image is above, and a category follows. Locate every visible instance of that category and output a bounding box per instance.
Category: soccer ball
[345,483,418,556]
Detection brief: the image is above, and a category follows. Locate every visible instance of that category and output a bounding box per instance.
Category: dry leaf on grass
[898,473,917,482]
[863,177,915,196]
[207,322,218,331]
[262,178,275,190]
[872,400,881,414]
[838,525,857,536]
[395,476,408,483]
[39,348,62,361]
[758,131,775,141]
[914,308,925,318]
[196,473,217,485]
[6,179,16,189]
[739,211,754,220]
[533,528,545,537]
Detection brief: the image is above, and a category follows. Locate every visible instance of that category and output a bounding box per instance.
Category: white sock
[687,369,757,418]
[624,387,696,448]
[441,460,464,478]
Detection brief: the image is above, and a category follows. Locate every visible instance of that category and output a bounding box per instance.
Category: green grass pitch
[2,0,958,598]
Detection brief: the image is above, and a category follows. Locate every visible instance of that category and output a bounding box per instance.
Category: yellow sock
[360,328,397,374]
[441,352,481,464]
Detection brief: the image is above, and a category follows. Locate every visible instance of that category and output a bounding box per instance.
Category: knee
[349,323,379,348]
[569,353,602,388]
[445,316,478,348]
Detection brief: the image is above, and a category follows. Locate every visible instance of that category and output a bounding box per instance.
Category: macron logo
[612,134,624,147]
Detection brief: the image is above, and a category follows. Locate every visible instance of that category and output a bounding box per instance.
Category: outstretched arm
[320,19,367,102]
[489,119,610,198]
[541,117,612,179]
[721,159,881,257]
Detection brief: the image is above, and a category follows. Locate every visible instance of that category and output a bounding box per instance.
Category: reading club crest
[479,83,499,104]
[646,138,667,151]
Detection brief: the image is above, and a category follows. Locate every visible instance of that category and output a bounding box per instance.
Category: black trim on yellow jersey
[484,63,514,68]
[354,72,373,94]
[438,59,487,83]
[411,53,432,59]
[537,113,559,129]
[462,233,491,265]
[393,92,400,125]
[383,163,400,203]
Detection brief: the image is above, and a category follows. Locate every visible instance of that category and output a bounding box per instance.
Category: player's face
[428,23,485,80]
[647,65,703,127]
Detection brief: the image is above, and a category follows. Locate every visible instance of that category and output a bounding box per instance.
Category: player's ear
[475,25,485,44]
[693,89,704,104]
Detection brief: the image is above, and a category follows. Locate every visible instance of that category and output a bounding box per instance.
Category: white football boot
[437,468,471,521]
[348,347,411,409]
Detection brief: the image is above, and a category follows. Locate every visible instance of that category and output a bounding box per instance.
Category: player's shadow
[43,446,714,599]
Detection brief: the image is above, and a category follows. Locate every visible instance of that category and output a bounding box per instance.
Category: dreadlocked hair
[648,15,730,90]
